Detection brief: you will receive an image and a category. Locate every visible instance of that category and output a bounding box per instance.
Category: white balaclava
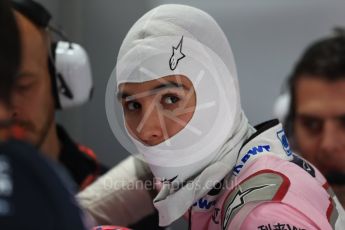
[106,4,255,226]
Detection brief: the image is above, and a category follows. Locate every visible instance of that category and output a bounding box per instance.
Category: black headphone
[12,0,93,110]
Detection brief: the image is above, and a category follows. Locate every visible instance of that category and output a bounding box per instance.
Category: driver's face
[118,75,196,146]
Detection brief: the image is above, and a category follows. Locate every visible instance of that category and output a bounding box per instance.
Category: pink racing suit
[187,120,345,230]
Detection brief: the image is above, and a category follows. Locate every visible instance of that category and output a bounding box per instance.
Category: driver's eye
[126,101,141,111]
[162,94,180,105]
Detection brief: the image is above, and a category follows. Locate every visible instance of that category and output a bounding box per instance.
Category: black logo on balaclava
[169,36,185,70]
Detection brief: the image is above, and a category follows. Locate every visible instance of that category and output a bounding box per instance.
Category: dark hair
[291,28,345,82]
[285,28,345,137]
[0,0,21,104]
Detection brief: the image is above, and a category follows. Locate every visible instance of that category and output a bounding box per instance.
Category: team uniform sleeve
[236,202,320,230]
[76,156,156,226]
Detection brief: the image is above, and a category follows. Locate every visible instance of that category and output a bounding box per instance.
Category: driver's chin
[132,134,166,146]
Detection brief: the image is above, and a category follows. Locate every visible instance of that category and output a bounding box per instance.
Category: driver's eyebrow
[117,81,187,101]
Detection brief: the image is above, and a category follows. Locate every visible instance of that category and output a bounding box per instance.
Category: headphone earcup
[51,41,93,110]
[273,92,291,124]
[12,0,93,110]
[273,90,296,149]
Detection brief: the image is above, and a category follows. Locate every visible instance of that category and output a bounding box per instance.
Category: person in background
[0,1,89,229]
[283,28,345,206]
[11,0,105,191]
[12,1,163,229]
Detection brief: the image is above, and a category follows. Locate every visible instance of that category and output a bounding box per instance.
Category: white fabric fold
[153,112,255,226]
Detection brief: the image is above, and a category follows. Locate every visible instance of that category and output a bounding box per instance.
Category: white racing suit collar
[233,119,294,177]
